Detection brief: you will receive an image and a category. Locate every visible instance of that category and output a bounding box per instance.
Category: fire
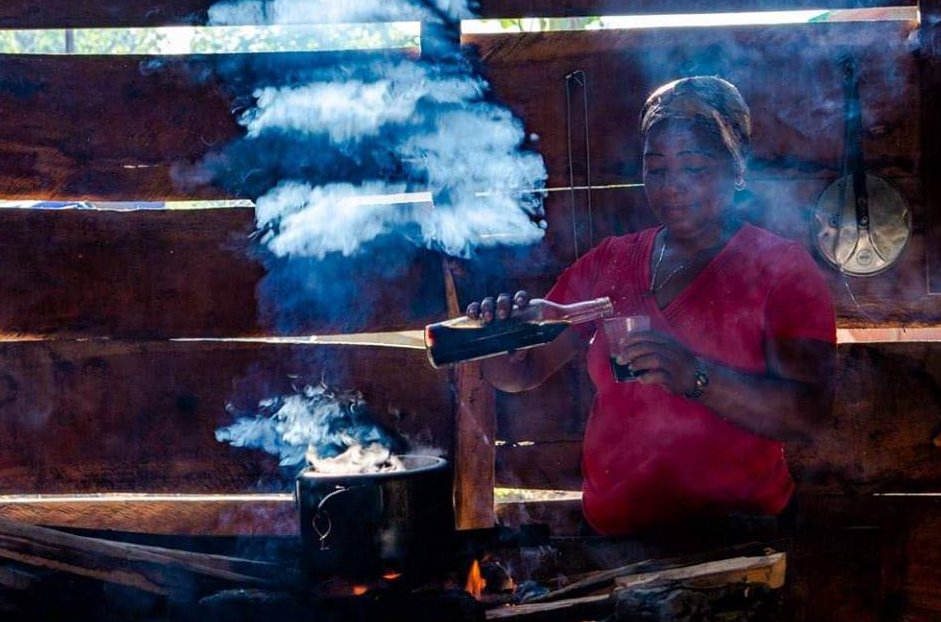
[352,585,368,596]
[465,559,487,599]
[382,571,403,581]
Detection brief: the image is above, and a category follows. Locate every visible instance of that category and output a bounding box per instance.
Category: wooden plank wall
[0,339,453,494]
[0,0,935,611]
[0,2,935,618]
[0,0,932,499]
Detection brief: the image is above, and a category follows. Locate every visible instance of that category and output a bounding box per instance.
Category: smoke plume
[216,382,407,470]
[202,0,547,330]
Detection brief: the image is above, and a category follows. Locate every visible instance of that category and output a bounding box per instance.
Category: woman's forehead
[643,118,726,157]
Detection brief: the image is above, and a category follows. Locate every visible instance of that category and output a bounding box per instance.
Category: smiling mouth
[660,205,691,215]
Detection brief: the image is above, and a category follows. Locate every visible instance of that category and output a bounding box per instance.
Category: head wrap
[640,76,752,180]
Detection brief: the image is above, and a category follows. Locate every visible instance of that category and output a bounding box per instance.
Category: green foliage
[0,24,419,55]
[0,29,68,54]
[73,28,171,55]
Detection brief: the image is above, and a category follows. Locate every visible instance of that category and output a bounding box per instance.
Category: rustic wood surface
[0,207,448,337]
[444,259,498,529]
[0,23,930,334]
[0,23,919,202]
[0,339,452,494]
[475,0,914,19]
[0,518,282,597]
[921,0,941,293]
[0,54,239,201]
[468,21,919,189]
[0,494,936,621]
[891,496,941,621]
[0,497,298,536]
[0,190,931,342]
[0,49,414,202]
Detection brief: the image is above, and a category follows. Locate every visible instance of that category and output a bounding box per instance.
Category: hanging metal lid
[812,57,911,277]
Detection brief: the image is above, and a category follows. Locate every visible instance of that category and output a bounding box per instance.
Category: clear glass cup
[602,315,651,382]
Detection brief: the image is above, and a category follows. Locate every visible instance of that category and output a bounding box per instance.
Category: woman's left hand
[620,331,700,396]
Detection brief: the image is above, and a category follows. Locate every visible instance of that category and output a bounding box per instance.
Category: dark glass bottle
[424,297,613,368]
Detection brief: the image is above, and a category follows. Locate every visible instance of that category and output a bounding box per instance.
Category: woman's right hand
[466,290,530,323]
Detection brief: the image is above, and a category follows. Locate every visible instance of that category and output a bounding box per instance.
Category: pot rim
[296,453,448,481]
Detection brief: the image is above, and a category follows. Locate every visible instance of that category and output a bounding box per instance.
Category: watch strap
[684,358,709,400]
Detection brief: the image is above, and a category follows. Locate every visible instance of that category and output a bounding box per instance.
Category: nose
[651,168,689,196]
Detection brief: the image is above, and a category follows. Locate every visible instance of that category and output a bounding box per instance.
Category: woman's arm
[480,327,585,393]
[623,332,836,442]
[696,336,835,441]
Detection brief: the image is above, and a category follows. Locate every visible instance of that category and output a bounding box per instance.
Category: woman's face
[642,118,739,241]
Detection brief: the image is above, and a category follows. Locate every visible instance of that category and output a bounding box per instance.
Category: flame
[465,559,487,599]
[352,585,369,596]
[382,571,402,581]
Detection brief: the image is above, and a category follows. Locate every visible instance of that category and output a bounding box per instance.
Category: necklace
[648,235,686,295]
[648,232,728,296]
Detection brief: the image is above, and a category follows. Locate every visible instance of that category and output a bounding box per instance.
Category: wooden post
[421,12,497,530]
[921,0,941,293]
[442,258,497,530]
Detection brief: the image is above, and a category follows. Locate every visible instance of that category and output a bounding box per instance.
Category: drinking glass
[602,315,650,382]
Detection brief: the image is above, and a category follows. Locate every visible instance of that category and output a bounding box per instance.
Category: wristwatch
[684,358,709,400]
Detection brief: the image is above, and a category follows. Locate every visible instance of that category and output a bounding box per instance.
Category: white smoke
[208,0,547,259]
[255,180,415,257]
[215,383,406,470]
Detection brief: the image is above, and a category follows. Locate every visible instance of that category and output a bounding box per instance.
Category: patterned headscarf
[640,76,752,180]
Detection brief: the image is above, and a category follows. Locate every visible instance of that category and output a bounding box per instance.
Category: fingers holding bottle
[466,290,531,324]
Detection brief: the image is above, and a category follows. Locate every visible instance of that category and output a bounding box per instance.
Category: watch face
[685,365,709,399]
[694,369,709,389]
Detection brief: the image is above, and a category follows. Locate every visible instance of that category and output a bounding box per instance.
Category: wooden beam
[0,496,297,536]
[476,0,914,19]
[443,258,497,530]
[921,0,941,293]
[0,54,240,201]
[613,552,786,590]
[0,518,280,596]
[0,208,447,338]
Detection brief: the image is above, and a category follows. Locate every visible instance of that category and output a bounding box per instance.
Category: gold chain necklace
[648,233,728,295]
[649,235,687,295]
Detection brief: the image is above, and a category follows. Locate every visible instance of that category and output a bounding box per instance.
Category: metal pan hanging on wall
[812,57,911,277]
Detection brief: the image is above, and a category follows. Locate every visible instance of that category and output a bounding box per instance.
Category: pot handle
[841,56,870,229]
[311,484,367,551]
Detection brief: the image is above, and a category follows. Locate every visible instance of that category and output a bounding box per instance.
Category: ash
[306,442,404,474]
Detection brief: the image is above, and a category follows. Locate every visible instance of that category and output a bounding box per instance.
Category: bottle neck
[552,297,614,325]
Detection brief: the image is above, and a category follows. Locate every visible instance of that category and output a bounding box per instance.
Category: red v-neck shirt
[546,223,836,535]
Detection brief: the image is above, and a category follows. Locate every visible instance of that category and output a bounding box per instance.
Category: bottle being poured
[424,296,614,368]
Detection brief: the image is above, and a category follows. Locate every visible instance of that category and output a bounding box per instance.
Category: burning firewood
[484,552,786,621]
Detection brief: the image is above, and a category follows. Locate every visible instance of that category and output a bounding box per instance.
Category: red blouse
[546,224,836,535]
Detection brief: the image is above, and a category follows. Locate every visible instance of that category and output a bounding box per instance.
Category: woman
[471,76,836,536]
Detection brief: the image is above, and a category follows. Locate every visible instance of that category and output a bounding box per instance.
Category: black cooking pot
[294,455,454,580]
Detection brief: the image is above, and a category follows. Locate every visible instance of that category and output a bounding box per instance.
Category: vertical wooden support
[421,13,497,530]
[921,0,941,293]
[442,258,497,530]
